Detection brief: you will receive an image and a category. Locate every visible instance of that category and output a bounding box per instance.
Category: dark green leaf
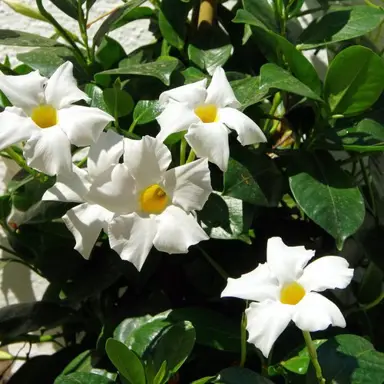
[298,6,384,50]
[99,56,180,86]
[61,350,95,375]
[260,63,322,101]
[103,87,134,118]
[324,45,384,116]
[357,261,383,304]
[215,367,274,383]
[96,36,126,69]
[84,83,109,112]
[49,0,78,19]
[181,67,207,84]
[110,7,154,31]
[231,76,269,110]
[243,0,279,32]
[153,361,167,384]
[55,372,115,384]
[133,100,163,124]
[289,152,365,248]
[105,339,146,384]
[0,29,60,46]
[0,194,11,222]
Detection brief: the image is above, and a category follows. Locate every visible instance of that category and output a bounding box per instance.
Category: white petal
[292,292,346,331]
[0,71,45,113]
[58,105,113,147]
[153,205,208,254]
[205,67,241,109]
[108,213,157,271]
[0,108,39,149]
[219,108,267,145]
[63,203,112,259]
[123,135,171,188]
[163,158,212,212]
[87,163,136,214]
[87,130,124,179]
[267,237,314,285]
[23,126,72,176]
[221,262,280,302]
[298,256,353,293]
[159,79,207,108]
[185,122,230,172]
[246,301,294,358]
[44,61,90,109]
[156,101,199,142]
[43,166,90,203]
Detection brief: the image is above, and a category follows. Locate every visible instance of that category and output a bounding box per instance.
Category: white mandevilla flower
[221,237,354,358]
[156,67,267,172]
[43,132,212,271]
[0,61,113,175]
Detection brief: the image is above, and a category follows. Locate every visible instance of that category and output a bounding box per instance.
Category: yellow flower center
[194,104,218,123]
[140,184,168,214]
[280,282,306,305]
[31,104,58,128]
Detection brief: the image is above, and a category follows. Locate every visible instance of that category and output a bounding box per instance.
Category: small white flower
[156,67,267,172]
[43,132,212,270]
[221,237,354,358]
[0,62,113,175]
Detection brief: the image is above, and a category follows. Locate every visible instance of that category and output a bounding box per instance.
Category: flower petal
[153,205,208,254]
[108,213,157,271]
[267,237,314,285]
[205,67,241,109]
[87,130,124,179]
[156,101,199,142]
[44,61,90,109]
[221,262,280,302]
[87,163,137,214]
[123,136,171,188]
[63,203,112,259]
[23,126,72,176]
[43,166,90,203]
[0,107,40,149]
[0,71,45,113]
[58,105,113,147]
[292,292,346,331]
[185,122,230,172]
[163,158,212,212]
[219,107,267,145]
[246,300,294,358]
[159,79,207,108]
[298,256,354,293]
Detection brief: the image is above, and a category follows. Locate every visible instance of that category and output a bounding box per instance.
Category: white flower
[221,237,354,358]
[0,61,113,175]
[43,132,212,271]
[156,67,267,172]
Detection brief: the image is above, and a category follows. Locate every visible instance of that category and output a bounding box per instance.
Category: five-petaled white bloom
[156,67,267,172]
[221,237,353,358]
[0,61,113,175]
[43,131,212,271]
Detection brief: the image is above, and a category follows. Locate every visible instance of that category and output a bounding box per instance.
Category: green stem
[239,303,248,367]
[180,138,187,165]
[292,6,325,18]
[361,291,384,311]
[197,245,228,280]
[128,119,138,134]
[0,244,18,257]
[76,156,88,168]
[186,148,196,163]
[264,92,282,133]
[302,331,325,384]
[359,158,377,217]
[78,0,92,64]
[3,148,35,176]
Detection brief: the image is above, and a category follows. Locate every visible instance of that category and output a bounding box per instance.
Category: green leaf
[231,76,269,110]
[93,0,146,46]
[0,29,60,46]
[105,339,146,384]
[233,9,321,95]
[260,63,323,101]
[49,0,78,19]
[215,367,274,383]
[0,195,11,222]
[358,261,383,304]
[2,0,46,22]
[181,67,207,84]
[298,6,384,50]
[289,152,365,248]
[153,361,167,384]
[243,0,279,32]
[103,88,134,118]
[55,372,115,384]
[61,350,96,375]
[99,56,180,86]
[96,36,126,69]
[84,83,109,112]
[308,334,384,383]
[109,7,154,31]
[324,46,384,116]
[133,100,163,124]
[223,146,284,207]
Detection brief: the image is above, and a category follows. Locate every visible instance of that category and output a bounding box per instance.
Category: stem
[198,0,216,27]
[359,158,377,217]
[180,138,187,165]
[239,304,248,367]
[361,291,384,311]
[76,156,88,168]
[3,148,35,176]
[292,6,325,18]
[78,0,92,63]
[86,7,118,29]
[128,119,138,134]
[264,92,282,133]
[302,331,325,384]
[197,245,228,280]
[186,149,196,163]
[0,245,18,257]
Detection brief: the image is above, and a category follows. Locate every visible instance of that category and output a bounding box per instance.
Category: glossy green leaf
[308,334,384,383]
[49,0,78,19]
[181,67,207,84]
[110,7,154,31]
[0,29,60,46]
[289,152,365,248]
[84,83,109,112]
[133,100,163,124]
[324,46,384,116]
[96,36,126,69]
[243,0,279,32]
[153,361,167,384]
[105,339,146,384]
[61,350,95,375]
[103,87,134,118]
[298,6,384,50]
[215,367,274,383]
[55,372,115,384]
[260,63,323,101]
[231,77,269,110]
[99,56,180,86]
